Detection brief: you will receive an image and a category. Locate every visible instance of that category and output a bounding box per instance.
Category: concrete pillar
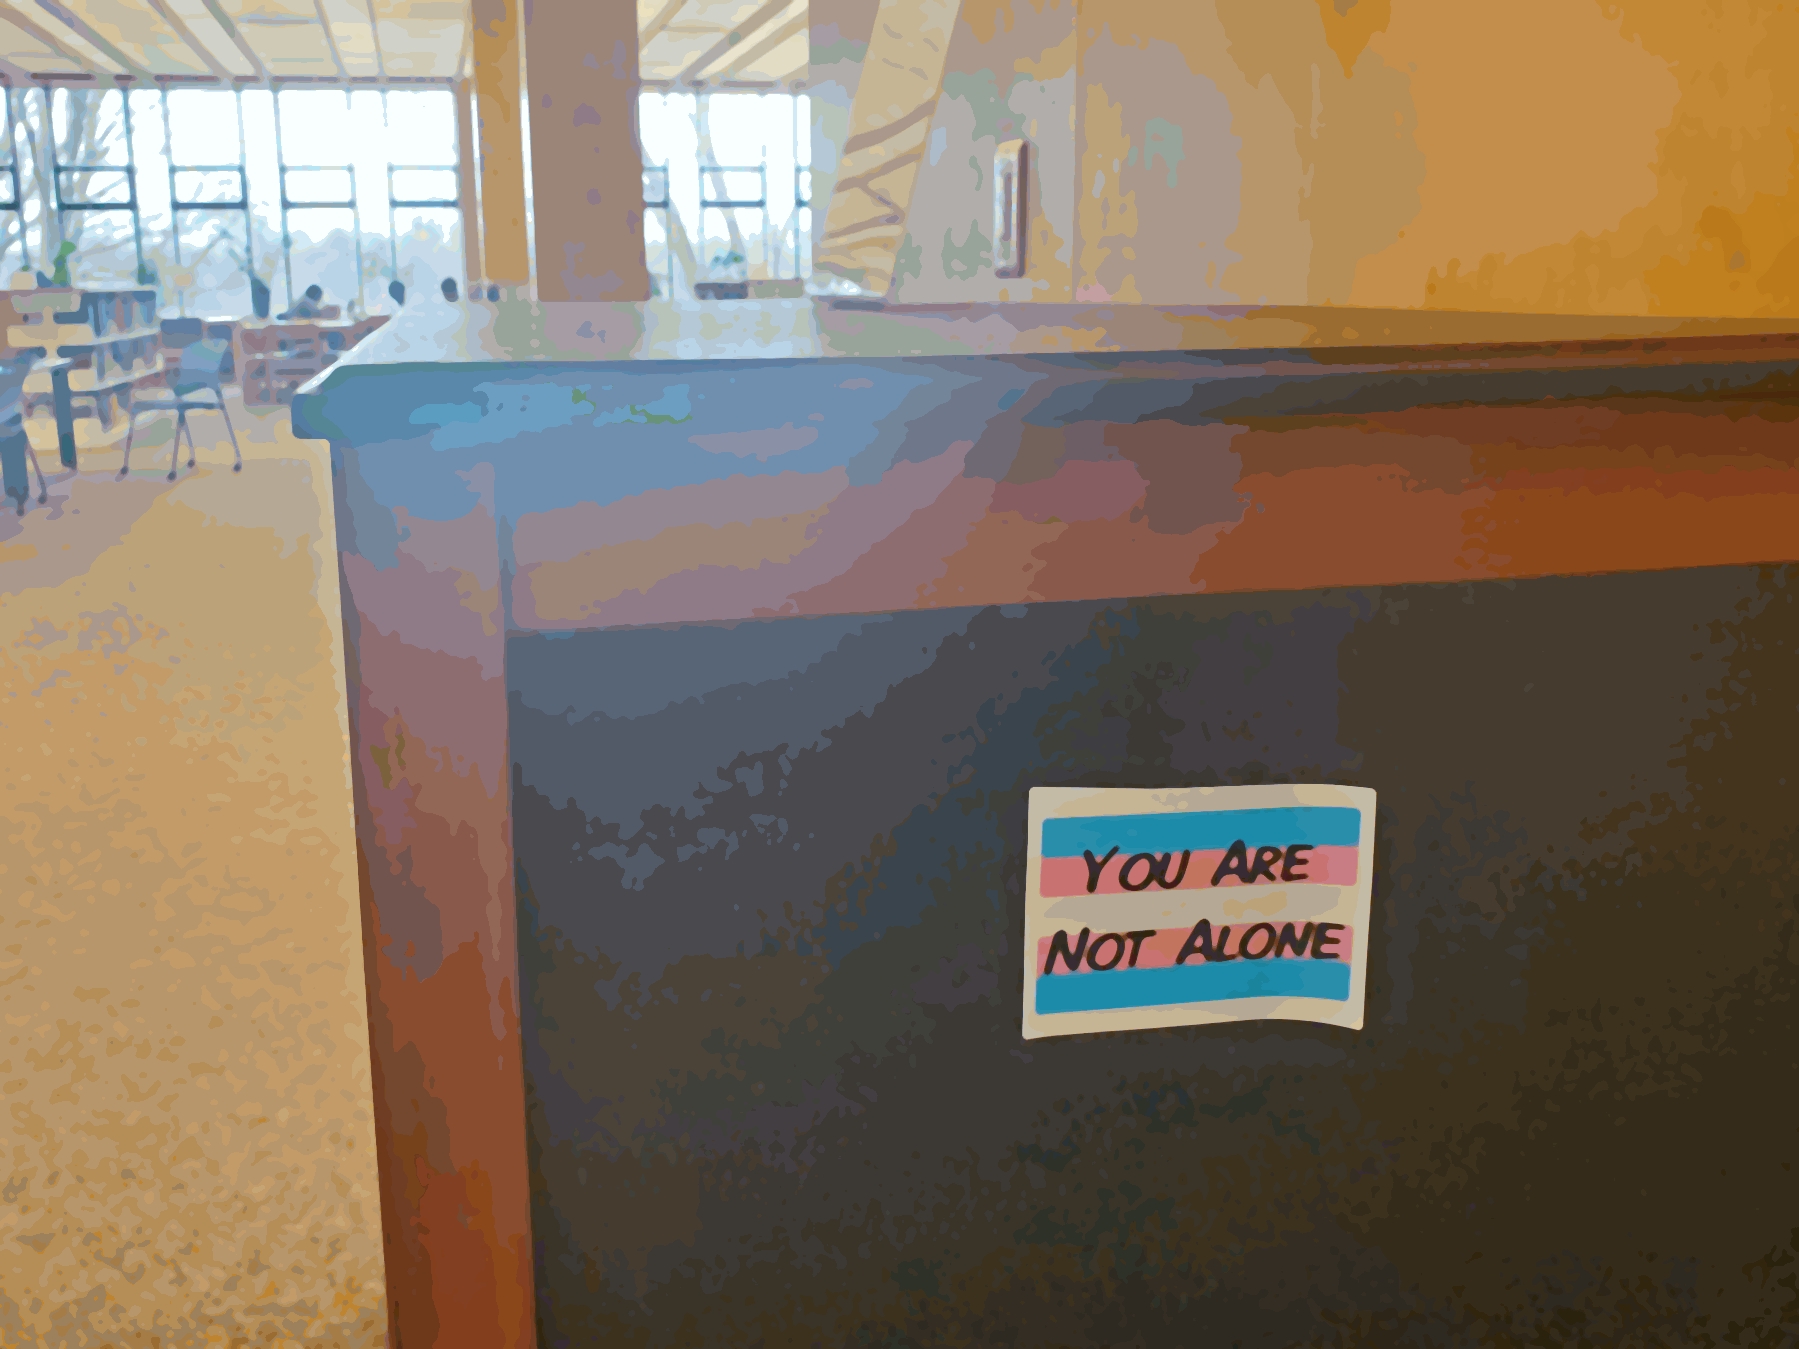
[456,78,482,289]
[472,0,530,286]
[522,0,651,301]
[813,0,964,295]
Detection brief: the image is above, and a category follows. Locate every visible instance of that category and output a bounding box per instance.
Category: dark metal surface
[510,564,1798,1345]
[313,302,1799,1346]
[50,361,75,468]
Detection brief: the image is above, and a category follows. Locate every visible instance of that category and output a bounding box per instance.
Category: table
[236,315,389,407]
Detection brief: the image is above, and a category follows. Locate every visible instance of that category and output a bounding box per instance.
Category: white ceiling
[0,0,469,82]
[639,0,808,90]
[0,0,809,86]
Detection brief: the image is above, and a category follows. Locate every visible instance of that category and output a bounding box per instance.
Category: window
[639,91,811,297]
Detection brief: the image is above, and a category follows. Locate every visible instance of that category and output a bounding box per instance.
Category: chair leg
[167,412,182,481]
[184,411,196,469]
[218,402,242,473]
[121,410,137,477]
[26,442,48,503]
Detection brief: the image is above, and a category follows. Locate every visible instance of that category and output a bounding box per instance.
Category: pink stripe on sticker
[1039,844,1358,897]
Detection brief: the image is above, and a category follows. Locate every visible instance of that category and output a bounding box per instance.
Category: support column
[455,78,482,289]
[472,0,530,287]
[522,0,651,301]
[813,0,964,295]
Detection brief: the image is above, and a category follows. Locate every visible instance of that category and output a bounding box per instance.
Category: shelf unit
[237,314,388,406]
[6,287,164,467]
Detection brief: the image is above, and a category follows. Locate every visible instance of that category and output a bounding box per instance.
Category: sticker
[1022,785,1376,1039]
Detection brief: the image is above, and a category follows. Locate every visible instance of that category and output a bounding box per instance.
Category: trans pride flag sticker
[1022,785,1376,1039]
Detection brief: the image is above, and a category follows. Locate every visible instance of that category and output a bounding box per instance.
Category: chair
[204,321,237,380]
[120,338,241,481]
[159,316,205,349]
[0,359,47,514]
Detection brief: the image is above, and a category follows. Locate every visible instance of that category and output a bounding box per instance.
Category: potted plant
[710,248,748,283]
[47,241,75,288]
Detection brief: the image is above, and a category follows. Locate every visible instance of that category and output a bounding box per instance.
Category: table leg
[51,365,75,470]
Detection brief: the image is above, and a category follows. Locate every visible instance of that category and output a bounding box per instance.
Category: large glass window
[0,83,464,319]
[1,87,143,291]
[639,91,810,297]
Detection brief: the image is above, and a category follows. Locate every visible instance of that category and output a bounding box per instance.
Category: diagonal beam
[312,0,349,80]
[674,0,790,85]
[814,0,964,296]
[0,0,113,76]
[639,0,688,48]
[33,0,150,77]
[362,0,386,80]
[145,0,235,82]
[198,0,270,81]
[706,7,805,82]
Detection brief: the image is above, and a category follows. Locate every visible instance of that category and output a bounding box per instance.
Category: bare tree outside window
[0,87,129,285]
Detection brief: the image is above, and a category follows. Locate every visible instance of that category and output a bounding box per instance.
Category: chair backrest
[0,358,27,429]
[172,338,229,397]
[162,317,205,353]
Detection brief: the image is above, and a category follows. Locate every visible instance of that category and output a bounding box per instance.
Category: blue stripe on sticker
[1041,806,1361,857]
[1033,960,1351,1014]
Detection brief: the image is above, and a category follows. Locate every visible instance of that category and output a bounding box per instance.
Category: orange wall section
[887,0,1799,316]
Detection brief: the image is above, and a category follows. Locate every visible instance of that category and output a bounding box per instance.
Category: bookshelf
[4,288,165,467]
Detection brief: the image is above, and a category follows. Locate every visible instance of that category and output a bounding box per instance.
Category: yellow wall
[1,434,385,1344]
[1369,0,1799,314]
[887,0,1799,315]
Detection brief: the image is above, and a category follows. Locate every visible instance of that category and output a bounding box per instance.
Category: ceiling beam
[312,0,350,81]
[674,0,792,86]
[0,51,37,82]
[362,0,386,80]
[32,0,150,78]
[15,70,453,84]
[707,8,805,83]
[639,0,688,48]
[145,0,235,82]
[198,0,270,81]
[814,0,964,296]
[0,1,112,77]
